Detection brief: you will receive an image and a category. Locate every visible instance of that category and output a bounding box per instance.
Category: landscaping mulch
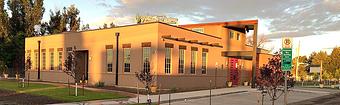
[0,89,64,105]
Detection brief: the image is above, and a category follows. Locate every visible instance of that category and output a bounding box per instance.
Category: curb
[128,90,248,104]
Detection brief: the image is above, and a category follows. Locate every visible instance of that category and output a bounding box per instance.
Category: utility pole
[320,60,323,82]
[295,41,300,81]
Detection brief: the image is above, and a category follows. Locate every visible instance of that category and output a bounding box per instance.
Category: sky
[43,0,340,57]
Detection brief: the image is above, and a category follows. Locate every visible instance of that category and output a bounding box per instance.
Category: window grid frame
[106,48,113,72]
[178,49,185,74]
[190,50,197,74]
[165,47,172,74]
[123,48,131,72]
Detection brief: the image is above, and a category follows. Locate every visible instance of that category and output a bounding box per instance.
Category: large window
[106,48,113,72]
[35,52,38,70]
[190,48,197,74]
[58,51,63,70]
[237,33,240,40]
[42,52,46,70]
[123,48,131,72]
[50,51,54,70]
[229,30,234,39]
[143,47,151,72]
[165,47,172,74]
[202,51,208,74]
[178,48,185,74]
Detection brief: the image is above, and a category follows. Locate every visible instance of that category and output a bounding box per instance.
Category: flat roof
[26,22,222,39]
[179,20,258,26]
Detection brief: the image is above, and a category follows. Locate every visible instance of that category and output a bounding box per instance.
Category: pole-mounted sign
[282,37,292,105]
[282,37,292,71]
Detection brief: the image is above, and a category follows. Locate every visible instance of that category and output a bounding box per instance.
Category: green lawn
[28,87,127,102]
[0,80,128,102]
[0,80,54,92]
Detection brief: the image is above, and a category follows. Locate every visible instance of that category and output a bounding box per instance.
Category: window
[192,28,204,33]
[35,52,38,70]
[58,51,63,70]
[202,51,208,74]
[42,52,46,70]
[165,47,172,74]
[229,30,234,39]
[178,49,185,74]
[190,48,197,74]
[237,33,240,40]
[50,51,54,70]
[123,48,131,72]
[106,48,113,72]
[143,47,151,72]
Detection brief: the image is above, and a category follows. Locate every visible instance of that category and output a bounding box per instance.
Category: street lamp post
[37,41,41,80]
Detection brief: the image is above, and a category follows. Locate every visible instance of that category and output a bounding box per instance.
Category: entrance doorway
[229,58,239,86]
[75,50,89,81]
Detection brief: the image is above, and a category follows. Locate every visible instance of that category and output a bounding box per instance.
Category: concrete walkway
[51,86,254,105]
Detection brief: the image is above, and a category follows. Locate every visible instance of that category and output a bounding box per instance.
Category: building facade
[25,20,271,89]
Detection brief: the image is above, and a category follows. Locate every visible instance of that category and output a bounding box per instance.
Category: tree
[135,65,155,104]
[63,46,79,82]
[25,55,32,86]
[0,59,8,75]
[309,51,329,65]
[246,35,269,49]
[1,0,44,76]
[81,24,90,31]
[110,22,115,28]
[60,7,68,32]
[39,22,48,35]
[326,47,340,79]
[22,0,44,37]
[0,0,9,41]
[256,52,293,105]
[46,5,81,33]
[66,4,80,32]
[103,23,108,29]
[292,56,308,81]
[47,9,63,34]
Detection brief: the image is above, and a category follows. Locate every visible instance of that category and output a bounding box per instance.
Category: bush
[95,81,105,87]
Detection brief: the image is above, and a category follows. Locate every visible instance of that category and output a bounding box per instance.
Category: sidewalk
[128,86,252,104]
[52,86,254,105]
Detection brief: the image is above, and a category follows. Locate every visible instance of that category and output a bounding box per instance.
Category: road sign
[282,37,292,48]
[282,37,292,105]
[281,37,292,71]
[282,48,292,71]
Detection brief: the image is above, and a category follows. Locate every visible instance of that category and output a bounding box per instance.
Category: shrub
[95,81,105,87]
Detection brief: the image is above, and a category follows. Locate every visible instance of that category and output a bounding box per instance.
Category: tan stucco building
[25,20,271,89]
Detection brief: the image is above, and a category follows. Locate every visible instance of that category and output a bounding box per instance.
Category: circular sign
[284,39,291,46]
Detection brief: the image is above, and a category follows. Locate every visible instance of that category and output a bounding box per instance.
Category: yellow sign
[282,37,292,48]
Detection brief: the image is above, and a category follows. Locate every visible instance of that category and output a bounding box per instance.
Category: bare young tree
[135,64,155,104]
[246,35,269,48]
[63,46,78,82]
[25,55,32,86]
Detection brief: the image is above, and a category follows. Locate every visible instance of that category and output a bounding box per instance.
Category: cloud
[96,0,340,39]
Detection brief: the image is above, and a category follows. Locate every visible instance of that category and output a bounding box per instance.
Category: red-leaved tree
[257,52,285,105]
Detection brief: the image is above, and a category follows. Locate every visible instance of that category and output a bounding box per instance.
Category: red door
[229,58,239,85]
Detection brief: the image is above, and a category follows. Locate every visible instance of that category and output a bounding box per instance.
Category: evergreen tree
[110,22,115,28]
[47,10,63,34]
[0,0,8,40]
[67,4,80,32]
[103,23,108,29]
